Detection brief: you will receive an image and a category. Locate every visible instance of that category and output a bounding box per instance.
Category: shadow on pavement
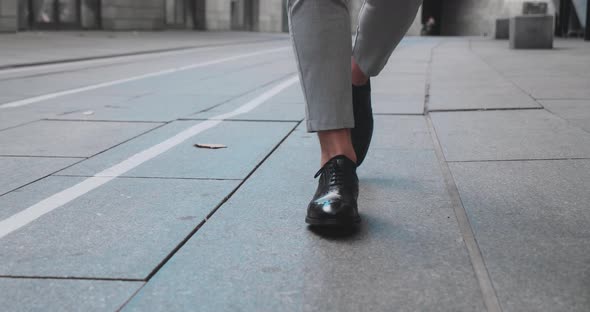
[307,223,363,240]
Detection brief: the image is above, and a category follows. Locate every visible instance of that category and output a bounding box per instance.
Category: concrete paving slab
[431,110,590,161]
[123,121,485,312]
[74,73,219,97]
[429,49,540,111]
[372,93,424,115]
[80,55,296,98]
[470,39,590,100]
[371,75,426,114]
[0,47,293,108]
[379,62,429,75]
[0,65,167,98]
[59,120,297,179]
[188,83,304,121]
[370,115,433,150]
[268,83,306,104]
[0,156,81,195]
[0,95,135,131]
[428,87,541,111]
[449,160,590,311]
[541,100,590,120]
[0,176,240,279]
[2,95,133,115]
[63,52,290,85]
[569,119,590,133]
[542,100,590,133]
[193,69,425,118]
[0,278,142,312]
[387,42,435,74]
[152,66,295,97]
[86,69,291,99]
[371,74,426,96]
[0,120,160,157]
[0,96,24,104]
[0,111,42,132]
[510,76,590,100]
[0,76,89,97]
[54,94,229,122]
[0,175,86,222]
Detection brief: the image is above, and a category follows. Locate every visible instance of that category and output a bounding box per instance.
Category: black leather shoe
[306,155,360,227]
[351,79,373,167]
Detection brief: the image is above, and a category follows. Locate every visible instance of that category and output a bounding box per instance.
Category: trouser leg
[352,0,423,76]
[288,0,353,132]
[288,0,422,132]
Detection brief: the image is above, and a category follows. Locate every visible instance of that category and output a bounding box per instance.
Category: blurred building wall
[439,0,507,36]
[348,0,422,36]
[435,0,556,36]
[0,0,17,32]
[205,0,231,30]
[0,0,562,35]
[258,0,282,32]
[348,0,557,37]
[101,0,165,30]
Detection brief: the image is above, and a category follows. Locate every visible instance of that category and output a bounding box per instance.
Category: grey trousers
[287,0,422,132]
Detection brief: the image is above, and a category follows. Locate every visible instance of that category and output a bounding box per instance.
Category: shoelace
[314,162,345,187]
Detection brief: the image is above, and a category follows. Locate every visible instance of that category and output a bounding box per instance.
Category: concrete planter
[509,15,554,49]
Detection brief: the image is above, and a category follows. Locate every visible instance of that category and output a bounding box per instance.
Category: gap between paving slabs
[0,278,144,312]
[0,78,300,286]
[142,120,302,282]
[0,121,170,199]
[2,37,517,310]
[120,118,488,312]
[0,38,297,309]
[422,40,502,311]
[124,38,589,311]
[0,77,300,278]
[0,121,301,282]
[425,115,503,312]
[131,40,495,310]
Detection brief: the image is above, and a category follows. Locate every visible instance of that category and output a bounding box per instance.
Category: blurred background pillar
[0,0,18,32]
[101,0,165,30]
[585,0,589,39]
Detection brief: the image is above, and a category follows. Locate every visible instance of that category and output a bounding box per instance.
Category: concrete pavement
[0,33,589,311]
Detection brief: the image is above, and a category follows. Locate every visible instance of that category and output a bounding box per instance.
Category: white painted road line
[0,75,298,240]
[0,46,289,109]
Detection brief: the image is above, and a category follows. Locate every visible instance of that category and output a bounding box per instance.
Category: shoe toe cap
[308,198,357,219]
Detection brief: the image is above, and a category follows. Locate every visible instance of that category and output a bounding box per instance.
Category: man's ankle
[351,58,368,86]
[318,129,357,166]
[321,152,357,167]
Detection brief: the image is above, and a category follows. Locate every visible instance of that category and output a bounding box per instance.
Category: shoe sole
[305,216,361,227]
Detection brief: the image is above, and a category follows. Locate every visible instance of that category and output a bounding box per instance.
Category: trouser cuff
[306,119,355,133]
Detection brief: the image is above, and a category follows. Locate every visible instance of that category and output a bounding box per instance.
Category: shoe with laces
[351,79,373,167]
[306,155,360,227]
